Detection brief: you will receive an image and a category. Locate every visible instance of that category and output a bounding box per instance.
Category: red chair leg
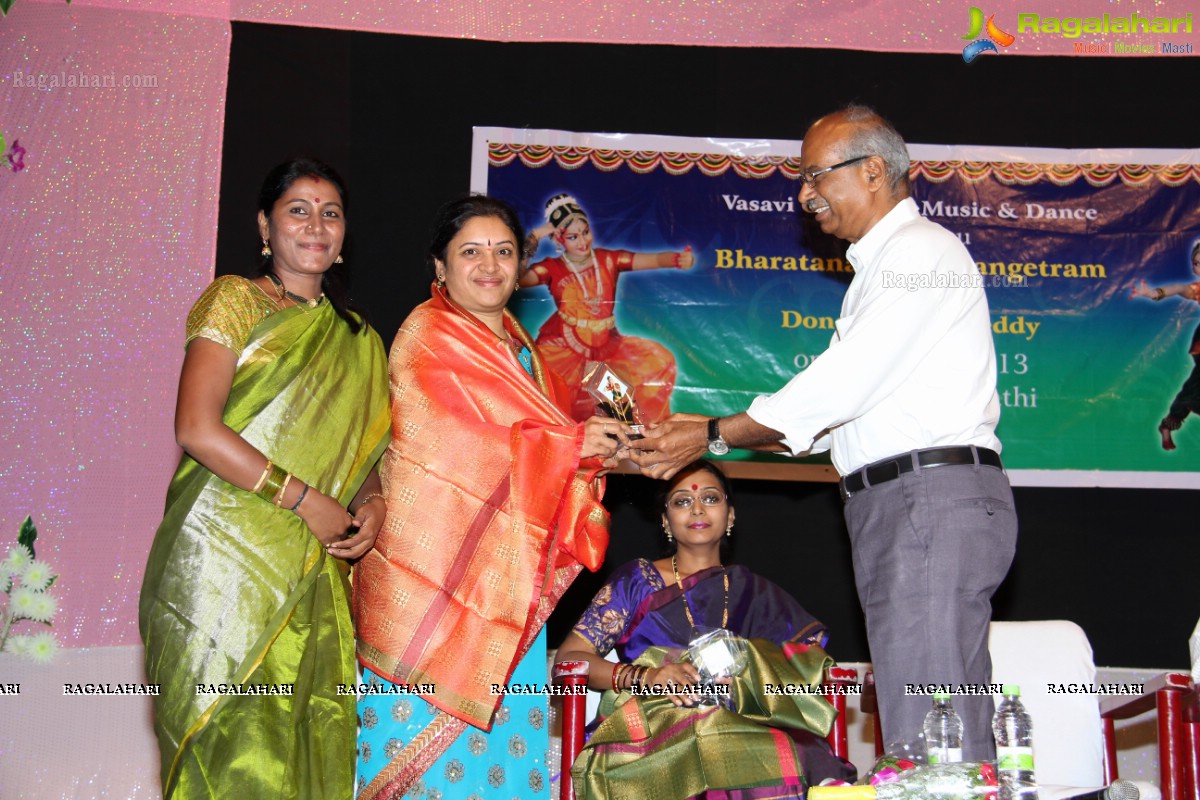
[824,666,856,761]
[1159,684,1185,800]
[554,660,590,800]
[1183,687,1199,800]
[1101,716,1118,785]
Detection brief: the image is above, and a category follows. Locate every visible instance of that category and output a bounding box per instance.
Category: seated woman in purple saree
[558,461,856,800]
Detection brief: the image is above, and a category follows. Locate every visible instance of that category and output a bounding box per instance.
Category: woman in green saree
[139,158,391,799]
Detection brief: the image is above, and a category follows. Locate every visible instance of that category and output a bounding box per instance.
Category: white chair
[988,620,1160,800]
[863,621,1166,800]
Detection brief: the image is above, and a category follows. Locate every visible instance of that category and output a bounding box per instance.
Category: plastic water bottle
[923,691,963,764]
[992,684,1038,799]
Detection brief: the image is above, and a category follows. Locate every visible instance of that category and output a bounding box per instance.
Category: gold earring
[334,254,344,264]
[662,521,672,543]
[725,523,733,537]
[261,239,272,258]
[436,274,446,288]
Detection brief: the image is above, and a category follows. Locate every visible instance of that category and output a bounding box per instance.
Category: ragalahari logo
[961,6,1016,62]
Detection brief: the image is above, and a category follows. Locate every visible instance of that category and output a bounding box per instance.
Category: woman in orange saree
[354,195,627,799]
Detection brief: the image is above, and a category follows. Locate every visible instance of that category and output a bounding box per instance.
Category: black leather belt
[839,446,1002,501]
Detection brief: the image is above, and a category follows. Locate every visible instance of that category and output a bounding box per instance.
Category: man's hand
[629,413,710,479]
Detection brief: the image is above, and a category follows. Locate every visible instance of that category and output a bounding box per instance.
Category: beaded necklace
[266,272,324,308]
[671,555,729,631]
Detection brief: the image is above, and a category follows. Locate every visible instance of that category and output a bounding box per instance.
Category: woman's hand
[675,246,695,270]
[1131,279,1172,300]
[581,416,630,462]
[295,487,355,550]
[326,494,384,561]
[645,662,704,707]
[329,468,386,560]
[1130,279,1154,299]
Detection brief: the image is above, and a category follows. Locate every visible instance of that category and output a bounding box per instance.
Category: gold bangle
[274,473,294,507]
[259,464,288,503]
[251,460,273,493]
[354,492,386,514]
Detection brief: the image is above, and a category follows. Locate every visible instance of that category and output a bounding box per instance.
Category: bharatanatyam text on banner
[471,128,1200,489]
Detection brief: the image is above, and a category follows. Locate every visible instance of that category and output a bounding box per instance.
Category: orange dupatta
[355,286,609,731]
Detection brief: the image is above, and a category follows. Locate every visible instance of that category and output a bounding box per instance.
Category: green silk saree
[573,639,841,800]
[140,300,390,799]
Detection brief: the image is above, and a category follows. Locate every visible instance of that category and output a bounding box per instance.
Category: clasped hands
[585,413,712,479]
[298,489,384,561]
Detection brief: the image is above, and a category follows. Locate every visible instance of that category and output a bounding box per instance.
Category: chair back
[988,620,1106,788]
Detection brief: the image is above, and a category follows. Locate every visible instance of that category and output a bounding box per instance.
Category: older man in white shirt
[633,104,1017,760]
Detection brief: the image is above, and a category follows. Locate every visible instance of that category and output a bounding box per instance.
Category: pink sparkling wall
[55,0,1200,55]
[0,3,230,647]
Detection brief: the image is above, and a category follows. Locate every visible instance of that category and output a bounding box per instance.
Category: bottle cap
[932,691,951,700]
[1001,683,1021,696]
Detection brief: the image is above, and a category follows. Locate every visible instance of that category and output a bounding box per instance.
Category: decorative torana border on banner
[488,144,803,179]
[488,144,1200,186]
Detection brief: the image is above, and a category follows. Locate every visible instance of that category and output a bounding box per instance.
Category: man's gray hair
[837,104,911,195]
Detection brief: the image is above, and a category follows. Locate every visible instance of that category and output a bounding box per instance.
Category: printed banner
[472,128,1200,488]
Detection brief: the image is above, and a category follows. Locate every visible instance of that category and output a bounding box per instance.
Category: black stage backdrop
[218,22,1200,669]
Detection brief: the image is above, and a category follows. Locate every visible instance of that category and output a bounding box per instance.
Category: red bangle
[611,662,621,689]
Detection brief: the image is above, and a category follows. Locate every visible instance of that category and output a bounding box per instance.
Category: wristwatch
[707,417,730,455]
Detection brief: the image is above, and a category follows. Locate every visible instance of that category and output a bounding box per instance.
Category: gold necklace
[266,272,324,308]
[562,250,603,312]
[671,555,729,630]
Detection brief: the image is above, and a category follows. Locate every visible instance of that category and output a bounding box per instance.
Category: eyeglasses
[799,155,870,187]
[668,491,726,509]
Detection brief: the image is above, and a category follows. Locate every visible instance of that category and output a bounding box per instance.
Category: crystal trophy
[686,629,749,704]
[583,362,645,437]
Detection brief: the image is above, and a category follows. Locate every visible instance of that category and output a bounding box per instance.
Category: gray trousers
[844,459,1017,762]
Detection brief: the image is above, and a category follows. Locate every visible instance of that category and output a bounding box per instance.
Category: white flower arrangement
[1,516,60,662]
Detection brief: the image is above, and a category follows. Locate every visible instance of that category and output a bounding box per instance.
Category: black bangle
[288,482,309,513]
[631,665,648,689]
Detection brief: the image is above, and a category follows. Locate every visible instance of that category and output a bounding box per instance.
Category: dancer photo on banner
[1130,240,1200,451]
[520,193,694,423]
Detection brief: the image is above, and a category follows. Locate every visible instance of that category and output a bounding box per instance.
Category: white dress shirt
[747,197,1002,476]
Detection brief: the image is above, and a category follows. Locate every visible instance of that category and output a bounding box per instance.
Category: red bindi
[691,484,698,491]
[313,197,321,204]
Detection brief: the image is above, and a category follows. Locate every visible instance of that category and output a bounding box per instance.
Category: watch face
[707,439,730,456]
